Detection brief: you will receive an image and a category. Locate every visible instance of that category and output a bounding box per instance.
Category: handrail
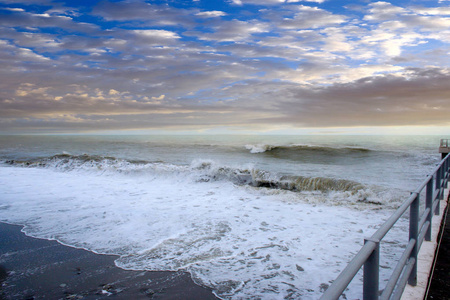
[320,152,450,300]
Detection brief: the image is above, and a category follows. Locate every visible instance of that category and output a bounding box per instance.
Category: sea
[0,134,446,299]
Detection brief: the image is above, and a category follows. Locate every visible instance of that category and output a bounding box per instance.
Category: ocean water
[0,135,445,299]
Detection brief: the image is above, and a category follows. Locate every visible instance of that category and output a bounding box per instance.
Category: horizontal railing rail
[320,152,450,300]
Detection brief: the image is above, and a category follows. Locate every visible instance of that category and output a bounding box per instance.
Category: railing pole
[435,168,441,215]
[440,164,445,200]
[363,239,380,300]
[425,179,433,241]
[408,193,419,286]
[444,157,449,187]
[444,160,447,188]
[442,161,446,189]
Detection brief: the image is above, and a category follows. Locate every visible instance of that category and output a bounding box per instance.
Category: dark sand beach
[0,222,218,299]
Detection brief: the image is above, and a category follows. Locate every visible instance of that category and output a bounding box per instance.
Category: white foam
[245,144,275,154]
[0,165,410,299]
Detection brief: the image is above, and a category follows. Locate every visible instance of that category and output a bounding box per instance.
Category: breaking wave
[245,144,371,155]
[3,154,368,194]
[251,170,363,193]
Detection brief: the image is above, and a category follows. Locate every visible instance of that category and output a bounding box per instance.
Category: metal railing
[320,153,450,300]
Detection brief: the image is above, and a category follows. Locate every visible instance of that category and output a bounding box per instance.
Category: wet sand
[0,222,218,299]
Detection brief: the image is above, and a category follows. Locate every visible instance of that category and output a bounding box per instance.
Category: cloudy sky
[0,0,449,134]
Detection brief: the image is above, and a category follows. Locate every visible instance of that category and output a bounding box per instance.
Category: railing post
[441,163,445,199]
[444,157,449,187]
[363,238,380,300]
[408,193,419,286]
[435,168,442,214]
[425,179,433,241]
[443,158,447,185]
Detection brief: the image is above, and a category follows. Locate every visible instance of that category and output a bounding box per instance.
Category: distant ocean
[0,135,445,299]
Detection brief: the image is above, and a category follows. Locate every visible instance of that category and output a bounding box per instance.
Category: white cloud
[133,30,180,40]
[378,20,406,30]
[403,15,450,30]
[271,63,405,85]
[195,20,269,42]
[338,64,404,82]
[3,7,25,12]
[364,2,450,31]
[1,30,61,50]
[364,2,406,21]
[412,6,450,15]
[32,13,51,18]
[130,30,182,47]
[321,27,353,53]
[0,41,50,62]
[277,5,346,29]
[230,0,326,5]
[196,11,227,18]
[151,94,165,100]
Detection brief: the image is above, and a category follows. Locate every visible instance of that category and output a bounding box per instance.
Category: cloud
[320,27,353,53]
[411,6,450,15]
[0,28,61,50]
[0,39,50,62]
[92,0,194,27]
[290,0,325,3]
[0,6,98,33]
[195,11,227,18]
[191,19,269,42]
[131,29,181,46]
[229,0,325,5]
[133,30,180,40]
[0,0,52,3]
[364,1,406,21]
[152,95,165,101]
[273,5,347,29]
[0,0,449,133]
[2,7,25,12]
[269,68,450,127]
[364,2,450,30]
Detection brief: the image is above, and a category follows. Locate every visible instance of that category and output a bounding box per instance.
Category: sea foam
[0,163,409,299]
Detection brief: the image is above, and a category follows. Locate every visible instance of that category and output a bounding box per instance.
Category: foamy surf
[2,155,398,207]
[0,164,407,299]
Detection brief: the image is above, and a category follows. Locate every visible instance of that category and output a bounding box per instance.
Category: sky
[0,0,449,135]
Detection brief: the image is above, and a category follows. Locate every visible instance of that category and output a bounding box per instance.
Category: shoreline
[0,222,218,299]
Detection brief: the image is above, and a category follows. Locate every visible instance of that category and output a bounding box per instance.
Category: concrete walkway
[401,189,449,300]
[425,193,450,300]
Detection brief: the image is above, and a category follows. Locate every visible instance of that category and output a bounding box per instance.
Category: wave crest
[3,154,369,195]
[245,144,276,154]
[245,144,371,155]
[251,170,363,193]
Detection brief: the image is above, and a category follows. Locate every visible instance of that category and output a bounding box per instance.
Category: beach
[0,222,217,299]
